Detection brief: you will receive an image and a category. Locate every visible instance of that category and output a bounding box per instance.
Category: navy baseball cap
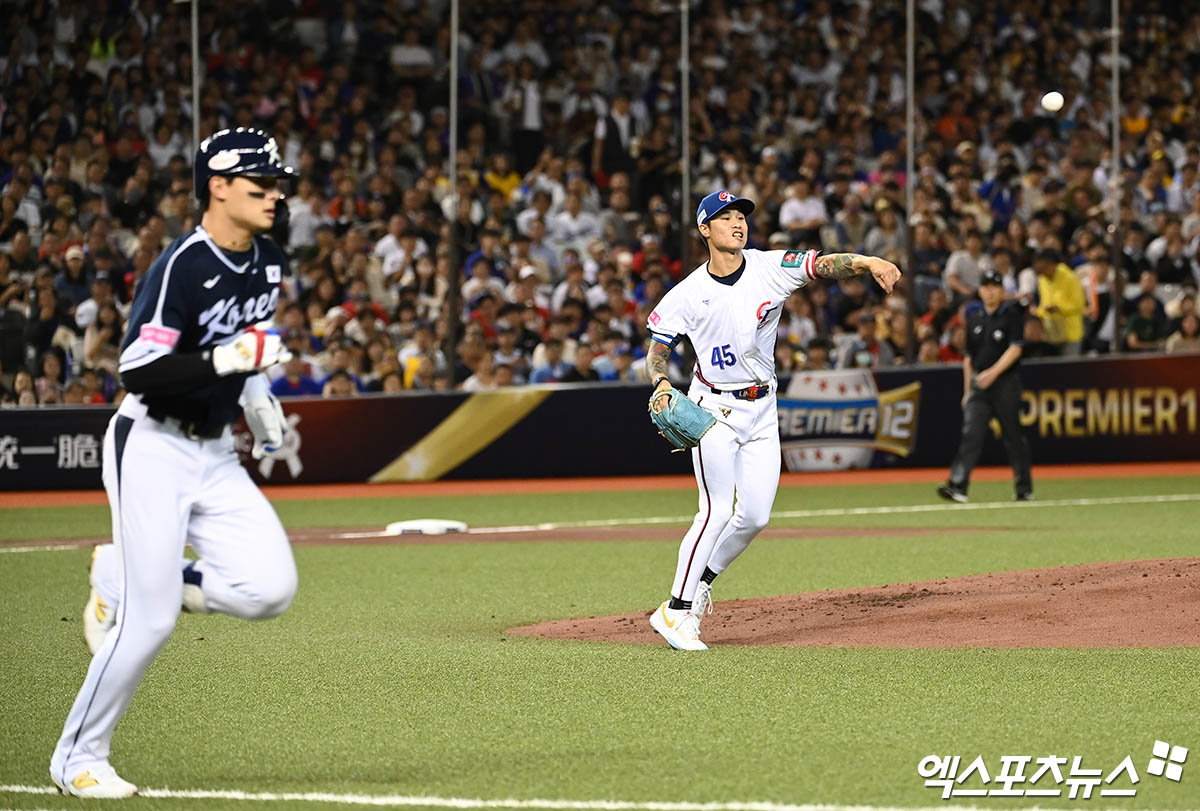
[980,269,1004,286]
[195,127,296,200]
[696,190,755,228]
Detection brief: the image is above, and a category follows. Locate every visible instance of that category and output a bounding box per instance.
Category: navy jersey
[119,225,285,429]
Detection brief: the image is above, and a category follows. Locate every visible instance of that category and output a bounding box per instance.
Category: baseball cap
[696,190,755,228]
[518,265,539,281]
[65,246,85,262]
[980,269,1004,286]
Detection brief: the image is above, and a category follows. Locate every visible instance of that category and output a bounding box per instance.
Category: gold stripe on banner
[369,388,553,482]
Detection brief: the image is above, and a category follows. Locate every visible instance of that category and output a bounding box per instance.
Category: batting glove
[240,375,288,459]
[212,324,291,375]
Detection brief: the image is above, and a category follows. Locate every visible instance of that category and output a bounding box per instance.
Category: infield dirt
[509,557,1200,648]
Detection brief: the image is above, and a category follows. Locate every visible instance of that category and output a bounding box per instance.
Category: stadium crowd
[2,0,1200,406]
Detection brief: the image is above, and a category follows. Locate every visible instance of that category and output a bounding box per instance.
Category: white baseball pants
[670,383,780,601]
[51,408,297,783]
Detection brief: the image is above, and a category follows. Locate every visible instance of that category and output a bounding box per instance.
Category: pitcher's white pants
[670,384,780,601]
[51,410,297,783]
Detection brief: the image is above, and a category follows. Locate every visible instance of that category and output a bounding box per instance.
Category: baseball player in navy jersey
[645,190,901,650]
[50,129,298,797]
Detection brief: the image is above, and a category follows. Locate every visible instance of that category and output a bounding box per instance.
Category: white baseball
[1041,91,1064,113]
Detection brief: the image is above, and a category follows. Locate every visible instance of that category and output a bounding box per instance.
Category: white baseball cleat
[649,600,708,651]
[52,763,138,798]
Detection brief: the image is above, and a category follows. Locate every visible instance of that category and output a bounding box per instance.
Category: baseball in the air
[1041,91,1064,112]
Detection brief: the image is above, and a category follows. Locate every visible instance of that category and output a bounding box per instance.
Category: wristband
[652,376,670,389]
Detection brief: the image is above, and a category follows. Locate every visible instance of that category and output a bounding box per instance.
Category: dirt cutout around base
[509,558,1200,648]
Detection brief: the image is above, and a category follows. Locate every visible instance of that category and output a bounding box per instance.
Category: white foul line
[0,544,81,555]
[0,785,1009,810]
[329,492,1200,539]
[4,493,1198,552]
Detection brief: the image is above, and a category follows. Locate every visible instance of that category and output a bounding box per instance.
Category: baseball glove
[649,387,716,452]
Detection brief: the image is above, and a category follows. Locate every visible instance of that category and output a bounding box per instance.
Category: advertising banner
[1,354,1197,490]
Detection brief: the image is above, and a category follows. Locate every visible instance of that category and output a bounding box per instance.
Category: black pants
[949,372,1033,496]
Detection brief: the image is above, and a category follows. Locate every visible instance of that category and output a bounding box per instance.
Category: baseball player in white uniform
[50,129,298,797]
[646,190,901,650]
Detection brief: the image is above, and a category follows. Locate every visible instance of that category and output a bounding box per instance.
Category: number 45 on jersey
[711,344,737,370]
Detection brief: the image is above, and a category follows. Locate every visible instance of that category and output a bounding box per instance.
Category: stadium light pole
[191,0,199,155]
[904,0,916,363]
[680,0,690,271]
[444,0,462,378]
[173,0,201,196]
[1109,0,1123,354]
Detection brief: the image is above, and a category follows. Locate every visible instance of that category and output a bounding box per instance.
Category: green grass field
[2,471,1199,810]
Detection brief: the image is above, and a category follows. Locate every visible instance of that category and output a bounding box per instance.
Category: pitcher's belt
[702,382,770,400]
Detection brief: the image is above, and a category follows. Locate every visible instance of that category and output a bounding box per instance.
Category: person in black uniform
[937,269,1033,503]
[50,129,298,798]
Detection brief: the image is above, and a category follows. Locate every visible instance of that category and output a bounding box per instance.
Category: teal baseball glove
[649,387,717,452]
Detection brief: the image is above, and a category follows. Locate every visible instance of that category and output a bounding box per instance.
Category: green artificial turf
[2,472,1199,810]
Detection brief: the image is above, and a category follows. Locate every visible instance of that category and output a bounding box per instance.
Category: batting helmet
[194,127,296,205]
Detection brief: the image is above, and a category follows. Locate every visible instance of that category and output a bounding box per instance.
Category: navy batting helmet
[194,127,296,205]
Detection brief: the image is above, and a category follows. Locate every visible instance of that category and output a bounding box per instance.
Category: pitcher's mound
[508,558,1200,648]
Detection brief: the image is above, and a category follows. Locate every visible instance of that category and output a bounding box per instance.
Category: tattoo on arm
[646,340,671,382]
[813,253,870,280]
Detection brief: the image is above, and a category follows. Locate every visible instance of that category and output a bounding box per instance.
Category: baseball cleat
[1014,492,1034,501]
[52,763,138,798]
[936,484,968,504]
[649,600,708,651]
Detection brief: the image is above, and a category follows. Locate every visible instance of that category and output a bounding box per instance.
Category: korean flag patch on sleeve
[266,264,282,283]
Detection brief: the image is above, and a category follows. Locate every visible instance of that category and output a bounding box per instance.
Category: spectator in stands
[863,199,906,266]
[560,341,600,382]
[1021,316,1057,359]
[55,245,91,310]
[461,351,497,391]
[917,335,941,364]
[23,282,70,357]
[5,0,1200,413]
[1166,312,1200,354]
[838,312,896,369]
[271,353,323,398]
[34,348,66,404]
[82,301,123,377]
[78,367,109,404]
[322,369,358,397]
[73,271,116,330]
[492,324,529,382]
[944,230,992,306]
[779,175,828,249]
[1033,249,1086,356]
[799,336,834,371]
[1124,293,1170,352]
[528,338,569,383]
[940,321,967,363]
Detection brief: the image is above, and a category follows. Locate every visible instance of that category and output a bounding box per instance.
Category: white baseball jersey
[647,248,817,387]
